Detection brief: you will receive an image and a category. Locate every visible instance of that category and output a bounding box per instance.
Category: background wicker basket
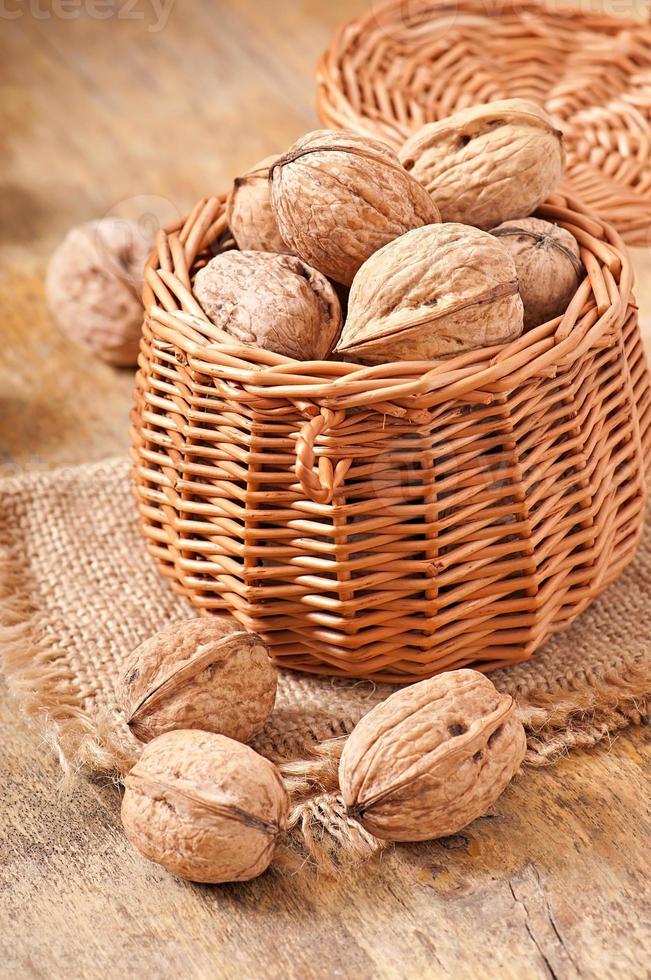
[317,0,651,245]
[132,193,651,683]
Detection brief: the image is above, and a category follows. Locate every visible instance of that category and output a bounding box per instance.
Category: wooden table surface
[1,3,650,978]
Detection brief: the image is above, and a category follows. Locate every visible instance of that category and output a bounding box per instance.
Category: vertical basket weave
[131,192,651,683]
[317,0,651,244]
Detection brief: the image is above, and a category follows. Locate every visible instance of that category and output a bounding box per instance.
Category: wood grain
[0,2,650,978]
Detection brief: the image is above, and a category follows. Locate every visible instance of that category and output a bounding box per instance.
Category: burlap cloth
[1,457,649,867]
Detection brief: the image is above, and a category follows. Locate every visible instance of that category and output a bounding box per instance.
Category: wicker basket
[131,192,651,683]
[317,0,651,245]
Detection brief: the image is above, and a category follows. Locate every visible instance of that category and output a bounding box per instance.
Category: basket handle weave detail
[295,408,350,504]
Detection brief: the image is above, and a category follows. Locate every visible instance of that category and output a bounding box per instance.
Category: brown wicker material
[131,192,651,683]
[317,0,651,244]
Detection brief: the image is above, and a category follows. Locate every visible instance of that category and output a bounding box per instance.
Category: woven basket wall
[317,0,651,245]
[131,193,651,683]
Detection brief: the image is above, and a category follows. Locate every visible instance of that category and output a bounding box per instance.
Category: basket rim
[141,190,633,413]
[318,0,649,59]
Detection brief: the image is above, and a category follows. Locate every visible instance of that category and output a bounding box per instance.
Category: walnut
[226,155,292,254]
[121,730,289,882]
[45,218,153,366]
[119,617,276,744]
[491,217,583,330]
[193,250,342,360]
[336,223,524,364]
[270,129,440,286]
[339,669,526,842]
[399,99,564,230]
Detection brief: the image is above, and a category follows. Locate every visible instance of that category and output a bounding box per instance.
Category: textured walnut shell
[119,617,276,744]
[399,99,564,229]
[336,223,524,363]
[270,129,440,286]
[193,250,342,360]
[339,669,526,842]
[121,730,289,883]
[491,217,583,330]
[226,155,292,254]
[45,218,153,366]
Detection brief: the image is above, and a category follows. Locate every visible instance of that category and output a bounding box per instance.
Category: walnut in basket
[193,250,342,359]
[340,669,526,842]
[399,99,564,230]
[491,217,584,330]
[335,223,524,363]
[226,154,292,254]
[270,129,440,286]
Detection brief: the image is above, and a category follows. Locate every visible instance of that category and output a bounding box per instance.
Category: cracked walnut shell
[226,155,292,254]
[339,669,526,842]
[121,730,289,882]
[399,99,564,229]
[491,216,583,330]
[336,223,524,363]
[270,129,440,286]
[193,250,342,359]
[119,617,277,745]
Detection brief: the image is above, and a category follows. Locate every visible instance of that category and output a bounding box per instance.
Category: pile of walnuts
[196,99,582,366]
[117,618,526,885]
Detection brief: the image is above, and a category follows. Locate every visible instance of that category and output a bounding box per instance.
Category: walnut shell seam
[336,278,519,353]
[492,225,583,276]
[125,770,285,839]
[403,107,562,148]
[125,631,262,739]
[271,142,418,181]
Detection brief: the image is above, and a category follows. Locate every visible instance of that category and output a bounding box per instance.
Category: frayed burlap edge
[0,522,115,785]
[1,511,649,873]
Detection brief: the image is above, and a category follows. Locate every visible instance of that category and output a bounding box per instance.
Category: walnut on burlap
[0,458,649,871]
